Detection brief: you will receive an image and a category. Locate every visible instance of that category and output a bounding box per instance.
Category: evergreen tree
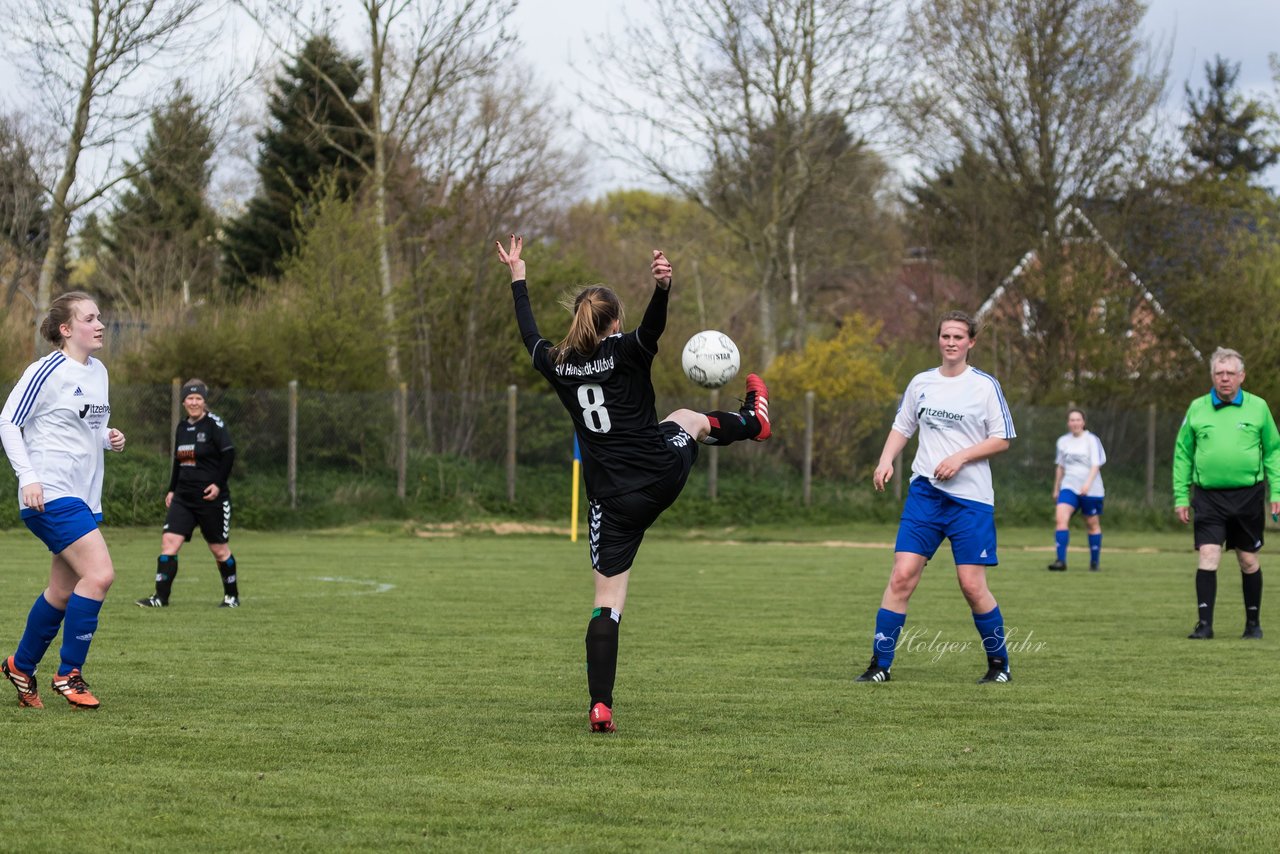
[221,35,372,292]
[93,86,218,310]
[1183,56,1280,180]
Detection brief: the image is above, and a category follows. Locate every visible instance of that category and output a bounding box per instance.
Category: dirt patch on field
[414,521,570,538]
[409,524,1164,553]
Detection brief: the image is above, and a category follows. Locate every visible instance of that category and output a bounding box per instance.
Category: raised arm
[496,234,543,355]
[637,250,673,350]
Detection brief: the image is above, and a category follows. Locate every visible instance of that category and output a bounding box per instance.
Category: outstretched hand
[495,234,526,282]
[651,250,672,289]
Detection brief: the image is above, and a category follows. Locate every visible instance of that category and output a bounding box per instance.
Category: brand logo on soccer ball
[681,330,741,389]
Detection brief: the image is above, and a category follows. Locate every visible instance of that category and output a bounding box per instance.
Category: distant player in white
[1048,408,1106,572]
[856,311,1016,684]
[0,292,126,710]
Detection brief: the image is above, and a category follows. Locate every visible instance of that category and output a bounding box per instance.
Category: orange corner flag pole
[571,435,581,542]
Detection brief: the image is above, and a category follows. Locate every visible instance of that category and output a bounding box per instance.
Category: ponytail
[40,291,95,348]
[553,286,624,363]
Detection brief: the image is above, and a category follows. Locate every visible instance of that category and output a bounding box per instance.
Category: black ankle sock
[1196,569,1217,625]
[585,608,620,708]
[1243,568,1262,625]
[156,555,178,601]
[218,555,239,598]
[703,408,760,445]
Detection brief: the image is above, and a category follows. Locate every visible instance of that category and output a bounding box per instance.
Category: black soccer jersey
[512,279,674,498]
[169,412,235,500]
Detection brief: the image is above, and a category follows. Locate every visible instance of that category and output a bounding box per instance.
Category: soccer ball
[682,330,740,389]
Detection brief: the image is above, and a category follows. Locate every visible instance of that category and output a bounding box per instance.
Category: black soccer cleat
[1046,560,1067,572]
[1242,623,1263,640]
[1187,621,1214,639]
[977,656,1011,683]
[854,656,891,683]
[1089,563,1100,572]
[135,595,168,608]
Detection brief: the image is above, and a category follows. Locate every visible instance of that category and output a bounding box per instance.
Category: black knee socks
[704,407,761,445]
[155,555,178,602]
[1243,568,1262,626]
[218,555,239,598]
[1196,569,1217,626]
[585,608,620,709]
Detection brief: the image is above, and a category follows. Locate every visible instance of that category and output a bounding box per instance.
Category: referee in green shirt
[1173,347,1280,640]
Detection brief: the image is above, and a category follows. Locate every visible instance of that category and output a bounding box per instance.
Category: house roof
[974,206,1201,360]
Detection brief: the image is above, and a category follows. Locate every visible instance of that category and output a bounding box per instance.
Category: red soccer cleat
[3,655,43,708]
[745,373,771,441]
[589,702,616,733]
[50,669,100,709]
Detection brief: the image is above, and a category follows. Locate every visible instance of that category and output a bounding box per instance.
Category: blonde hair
[553,286,624,363]
[39,291,95,347]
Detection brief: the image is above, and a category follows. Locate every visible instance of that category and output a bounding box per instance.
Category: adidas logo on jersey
[73,386,84,396]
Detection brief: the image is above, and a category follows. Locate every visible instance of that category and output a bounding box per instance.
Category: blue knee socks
[58,593,103,676]
[872,608,906,669]
[1088,533,1102,567]
[13,593,65,674]
[1055,530,1069,563]
[973,605,1009,666]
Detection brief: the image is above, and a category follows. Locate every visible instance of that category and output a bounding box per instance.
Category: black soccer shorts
[588,423,698,577]
[1192,482,1266,553]
[164,494,232,545]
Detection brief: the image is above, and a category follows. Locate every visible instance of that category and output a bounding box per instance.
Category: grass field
[1,524,1278,851]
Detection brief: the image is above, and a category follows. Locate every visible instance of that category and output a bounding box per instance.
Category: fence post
[1146,402,1156,506]
[507,384,517,503]
[397,382,408,500]
[288,380,298,510]
[170,377,181,461]
[708,387,719,500]
[802,390,815,506]
[894,450,903,500]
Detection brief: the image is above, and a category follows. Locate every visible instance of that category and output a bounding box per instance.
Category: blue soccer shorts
[1057,488,1104,517]
[22,496,103,554]
[894,477,998,566]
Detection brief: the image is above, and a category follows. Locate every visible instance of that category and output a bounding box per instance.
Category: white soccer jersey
[891,365,1016,506]
[1055,431,1106,497]
[0,352,113,513]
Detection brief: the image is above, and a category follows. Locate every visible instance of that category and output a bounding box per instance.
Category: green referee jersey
[1172,389,1280,506]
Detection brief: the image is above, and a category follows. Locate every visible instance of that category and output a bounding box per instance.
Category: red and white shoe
[50,669,100,709]
[589,702,616,733]
[745,373,771,441]
[3,655,43,708]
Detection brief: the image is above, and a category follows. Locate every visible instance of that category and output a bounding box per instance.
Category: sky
[2,0,1278,200]
[508,0,1280,193]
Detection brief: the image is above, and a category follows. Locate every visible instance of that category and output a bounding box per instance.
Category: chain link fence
[97,382,1188,504]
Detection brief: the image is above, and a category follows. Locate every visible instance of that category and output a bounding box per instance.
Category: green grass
[1,526,1278,851]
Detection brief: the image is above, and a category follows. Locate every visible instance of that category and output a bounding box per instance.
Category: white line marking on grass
[315,577,396,594]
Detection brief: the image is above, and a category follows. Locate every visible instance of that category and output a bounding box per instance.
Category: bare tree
[0,113,50,312]
[0,0,214,336]
[906,0,1166,243]
[904,0,1166,399]
[238,0,516,384]
[590,0,902,365]
[404,66,585,454]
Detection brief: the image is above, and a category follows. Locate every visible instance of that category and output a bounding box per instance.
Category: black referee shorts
[1192,482,1265,553]
[164,495,233,545]
[588,422,699,577]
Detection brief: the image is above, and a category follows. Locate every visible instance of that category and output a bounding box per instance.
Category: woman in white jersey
[1047,408,1106,572]
[857,310,1016,684]
[0,292,126,709]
